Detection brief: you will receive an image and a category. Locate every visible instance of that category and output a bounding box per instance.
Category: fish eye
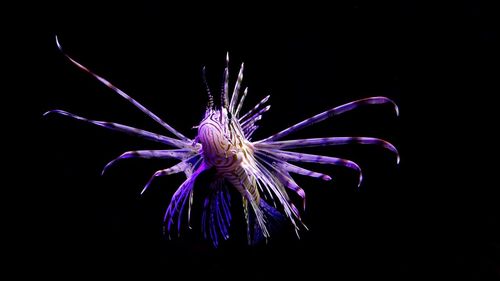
[227,112,232,121]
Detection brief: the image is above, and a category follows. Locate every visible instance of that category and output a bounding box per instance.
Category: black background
[14,0,499,279]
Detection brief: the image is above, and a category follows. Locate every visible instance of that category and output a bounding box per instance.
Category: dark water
[14,1,499,278]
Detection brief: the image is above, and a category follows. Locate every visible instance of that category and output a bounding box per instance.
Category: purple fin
[55,36,190,142]
[256,136,399,164]
[102,149,194,175]
[202,179,232,247]
[259,149,363,188]
[239,95,270,121]
[229,62,245,112]
[163,163,210,235]
[259,97,399,142]
[234,87,248,117]
[44,110,190,149]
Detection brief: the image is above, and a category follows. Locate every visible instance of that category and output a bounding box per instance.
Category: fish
[45,36,399,247]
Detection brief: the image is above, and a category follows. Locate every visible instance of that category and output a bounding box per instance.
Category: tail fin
[248,200,286,245]
[201,179,232,248]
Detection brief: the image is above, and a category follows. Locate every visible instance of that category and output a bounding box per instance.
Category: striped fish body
[197,107,266,237]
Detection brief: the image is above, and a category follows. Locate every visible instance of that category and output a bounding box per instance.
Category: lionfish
[45,36,399,246]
